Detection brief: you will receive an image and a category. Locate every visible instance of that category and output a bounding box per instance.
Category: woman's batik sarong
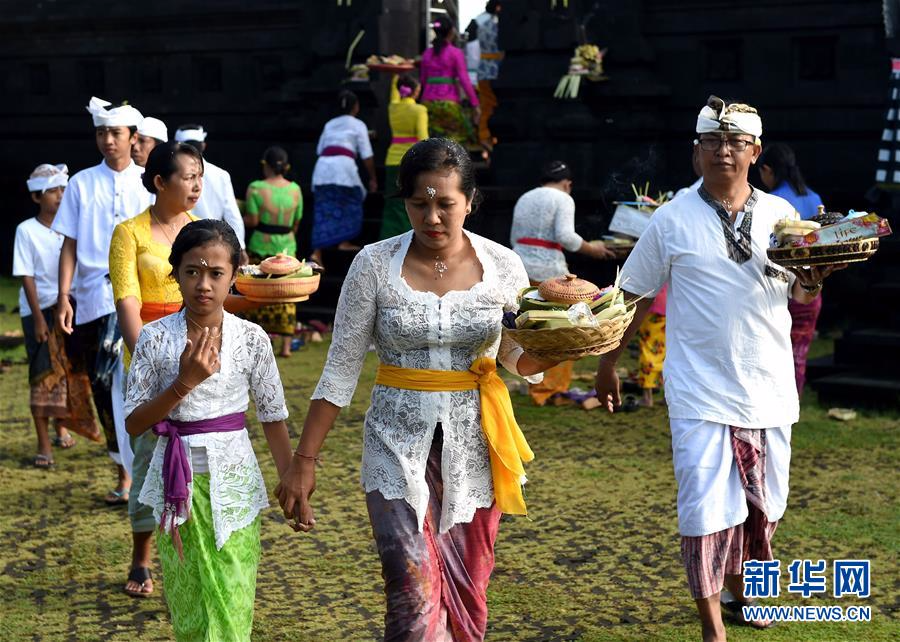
[366,426,501,642]
[311,184,365,249]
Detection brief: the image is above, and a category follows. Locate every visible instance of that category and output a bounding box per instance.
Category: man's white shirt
[190,159,245,248]
[620,186,799,428]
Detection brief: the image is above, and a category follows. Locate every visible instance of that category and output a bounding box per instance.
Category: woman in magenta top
[420,15,481,146]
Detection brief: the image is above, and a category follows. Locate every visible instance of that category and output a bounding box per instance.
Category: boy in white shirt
[14,164,99,467]
[53,97,151,503]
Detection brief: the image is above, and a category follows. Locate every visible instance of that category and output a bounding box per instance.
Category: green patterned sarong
[158,473,261,642]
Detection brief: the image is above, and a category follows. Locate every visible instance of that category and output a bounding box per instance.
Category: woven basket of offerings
[235,254,321,303]
[766,210,890,268]
[502,273,636,361]
[366,54,416,73]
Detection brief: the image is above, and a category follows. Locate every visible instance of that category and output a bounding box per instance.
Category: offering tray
[766,239,879,268]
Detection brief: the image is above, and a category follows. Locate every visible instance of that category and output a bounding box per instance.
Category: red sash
[516,237,563,251]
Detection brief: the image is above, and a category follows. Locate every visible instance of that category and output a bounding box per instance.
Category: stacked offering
[767,206,892,268]
[503,273,636,361]
[366,54,416,72]
[235,254,321,303]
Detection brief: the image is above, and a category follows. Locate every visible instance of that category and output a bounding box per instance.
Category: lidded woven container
[537,274,600,304]
[810,205,844,227]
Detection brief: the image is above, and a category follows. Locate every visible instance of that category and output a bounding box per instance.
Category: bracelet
[172,378,193,398]
[293,451,321,462]
[800,281,823,293]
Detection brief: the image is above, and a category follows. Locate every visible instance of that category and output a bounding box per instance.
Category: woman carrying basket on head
[420,15,481,150]
[380,73,429,240]
[276,138,557,641]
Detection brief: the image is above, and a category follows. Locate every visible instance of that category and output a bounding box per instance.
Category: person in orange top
[109,140,202,599]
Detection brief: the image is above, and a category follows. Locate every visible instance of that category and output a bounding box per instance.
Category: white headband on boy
[175,126,207,142]
[27,163,69,193]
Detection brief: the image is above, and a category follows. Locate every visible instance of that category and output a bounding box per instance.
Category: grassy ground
[0,285,896,641]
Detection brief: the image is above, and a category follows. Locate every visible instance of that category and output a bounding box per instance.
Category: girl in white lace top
[124,219,292,641]
[276,139,557,640]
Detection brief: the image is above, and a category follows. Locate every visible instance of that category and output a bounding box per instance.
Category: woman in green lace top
[243,146,303,357]
[245,147,303,258]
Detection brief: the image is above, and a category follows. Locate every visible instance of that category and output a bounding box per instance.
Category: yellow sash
[375,357,533,515]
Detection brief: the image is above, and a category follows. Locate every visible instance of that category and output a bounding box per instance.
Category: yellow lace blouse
[109,209,196,308]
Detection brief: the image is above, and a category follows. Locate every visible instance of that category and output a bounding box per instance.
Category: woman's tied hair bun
[262,146,290,176]
[338,90,359,115]
[539,160,573,184]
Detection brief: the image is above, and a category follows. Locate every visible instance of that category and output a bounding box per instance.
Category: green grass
[0,274,26,362]
[0,287,897,641]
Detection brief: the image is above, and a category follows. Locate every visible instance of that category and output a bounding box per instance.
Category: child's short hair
[169,219,241,276]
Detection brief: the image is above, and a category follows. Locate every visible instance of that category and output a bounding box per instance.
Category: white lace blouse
[312,230,539,533]
[124,310,288,549]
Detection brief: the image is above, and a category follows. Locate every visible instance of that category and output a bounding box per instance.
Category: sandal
[721,597,777,629]
[33,454,55,468]
[104,488,130,506]
[620,395,641,413]
[52,434,76,449]
[124,567,154,598]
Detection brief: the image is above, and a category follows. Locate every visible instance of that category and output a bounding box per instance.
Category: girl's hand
[275,456,317,533]
[33,315,50,344]
[177,327,220,389]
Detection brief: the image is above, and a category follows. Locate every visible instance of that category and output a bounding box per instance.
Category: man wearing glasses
[595,96,842,640]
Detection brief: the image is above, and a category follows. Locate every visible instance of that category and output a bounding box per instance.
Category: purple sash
[153,411,246,556]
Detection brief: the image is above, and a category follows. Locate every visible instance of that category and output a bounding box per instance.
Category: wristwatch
[800,281,823,294]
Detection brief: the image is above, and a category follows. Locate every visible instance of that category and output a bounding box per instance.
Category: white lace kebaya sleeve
[246,322,288,422]
[554,193,584,252]
[496,250,543,383]
[311,247,378,406]
[124,326,164,418]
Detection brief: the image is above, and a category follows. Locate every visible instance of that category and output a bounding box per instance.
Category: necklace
[150,208,180,245]
[186,313,222,339]
[433,256,448,279]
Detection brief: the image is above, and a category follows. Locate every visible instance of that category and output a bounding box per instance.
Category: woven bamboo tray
[767,238,879,268]
[503,304,636,361]
[235,273,320,303]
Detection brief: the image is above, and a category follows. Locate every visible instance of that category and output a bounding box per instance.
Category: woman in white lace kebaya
[510,160,616,406]
[124,220,293,641]
[277,139,557,641]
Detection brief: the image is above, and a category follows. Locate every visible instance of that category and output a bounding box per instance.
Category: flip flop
[124,567,153,598]
[33,454,55,468]
[104,489,130,506]
[53,434,76,449]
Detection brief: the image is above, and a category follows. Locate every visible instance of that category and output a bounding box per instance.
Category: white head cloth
[696,95,762,140]
[27,163,69,193]
[86,96,143,128]
[175,126,207,143]
[138,116,168,142]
